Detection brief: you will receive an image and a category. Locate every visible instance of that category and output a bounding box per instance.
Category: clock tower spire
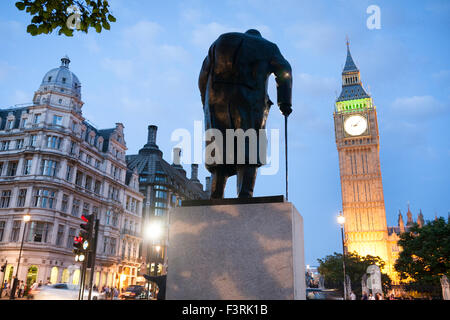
[333,41,395,278]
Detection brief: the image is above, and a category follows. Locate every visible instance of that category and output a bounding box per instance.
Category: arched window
[61,269,69,283]
[26,265,39,287]
[50,267,59,284]
[72,269,80,285]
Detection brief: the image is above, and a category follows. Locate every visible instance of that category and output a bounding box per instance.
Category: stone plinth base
[166,200,305,300]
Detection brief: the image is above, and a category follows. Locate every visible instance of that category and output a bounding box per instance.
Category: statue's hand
[280,103,292,117]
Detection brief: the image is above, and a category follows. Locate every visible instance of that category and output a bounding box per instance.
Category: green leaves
[395,217,450,292]
[14,0,117,36]
[317,251,391,297]
[15,1,26,10]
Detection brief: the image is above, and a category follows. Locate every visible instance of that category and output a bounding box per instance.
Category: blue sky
[0,0,449,266]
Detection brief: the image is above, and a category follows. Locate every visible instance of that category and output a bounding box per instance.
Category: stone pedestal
[166,198,305,300]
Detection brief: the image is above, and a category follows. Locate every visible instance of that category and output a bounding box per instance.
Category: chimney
[191,164,199,181]
[172,148,182,165]
[205,176,211,194]
[147,125,158,146]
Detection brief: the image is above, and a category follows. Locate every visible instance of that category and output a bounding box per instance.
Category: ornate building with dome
[0,56,144,291]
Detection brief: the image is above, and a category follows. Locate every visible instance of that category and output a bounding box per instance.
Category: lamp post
[337,212,347,300]
[144,220,162,299]
[10,213,31,300]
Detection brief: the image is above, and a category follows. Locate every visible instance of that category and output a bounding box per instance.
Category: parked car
[306,288,343,300]
[120,285,148,300]
[29,283,105,300]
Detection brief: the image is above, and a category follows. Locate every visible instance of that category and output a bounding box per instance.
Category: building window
[27,221,52,243]
[52,115,63,126]
[56,225,65,246]
[33,188,56,209]
[15,139,24,149]
[67,227,76,248]
[0,221,5,241]
[20,118,27,129]
[66,165,73,181]
[112,212,118,227]
[110,238,116,255]
[71,198,80,217]
[70,141,76,155]
[46,136,62,149]
[155,175,167,183]
[23,159,33,175]
[92,206,99,217]
[85,176,92,191]
[29,135,37,147]
[105,210,111,225]
[94,180,101,195]
[33,114,41,124]
[10,220,21,242]
[82,202,90,217]
[155,190,167,199]
[6,161,18,176]
[0,190,11,208]
[75,171,83,186]
[61,194,69,213]
[41,159,59,177]
[6,120,14,130]
[0,141,10,151]
[17,189,27,207]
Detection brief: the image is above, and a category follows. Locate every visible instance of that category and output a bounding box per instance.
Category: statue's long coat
[199,32,292,175]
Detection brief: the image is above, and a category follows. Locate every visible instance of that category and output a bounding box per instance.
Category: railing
[121,228,141,237]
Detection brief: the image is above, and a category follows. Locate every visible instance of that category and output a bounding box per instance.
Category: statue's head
[245,29,262,37]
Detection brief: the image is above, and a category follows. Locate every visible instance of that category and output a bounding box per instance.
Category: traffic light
[80,214,94,244]
[1,263,6,273]
[73,236,86,262]
[73,214,94,262]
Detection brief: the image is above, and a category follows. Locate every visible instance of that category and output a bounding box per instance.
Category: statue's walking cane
[284,115,288,201]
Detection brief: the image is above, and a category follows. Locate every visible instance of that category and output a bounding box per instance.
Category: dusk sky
[0,0,449,266]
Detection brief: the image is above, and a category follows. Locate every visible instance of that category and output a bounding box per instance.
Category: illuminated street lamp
[10,213,31,299]
[337,212,347,300]
[144,220,163,299]
[145,221,163,240]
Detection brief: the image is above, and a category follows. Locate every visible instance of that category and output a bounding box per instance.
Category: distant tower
[398,211,405,233]
[406,205,414,228]
[333,40,392,275]
[417,209,425,228]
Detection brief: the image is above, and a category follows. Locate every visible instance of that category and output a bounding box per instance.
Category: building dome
[38,56,81,99]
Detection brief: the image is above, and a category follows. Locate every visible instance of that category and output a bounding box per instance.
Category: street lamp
[10,213,31,299]
[144,220,163,299]
[337,212,347,300]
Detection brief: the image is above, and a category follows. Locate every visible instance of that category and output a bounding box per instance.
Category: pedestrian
[350,291,356,300]
[113,287,119,300]
[38,280,42,287]
[389,294,395,300]
[368,293,375,300]
[17,281,25,298]
[5,281,10,297]
[361,292,368,300]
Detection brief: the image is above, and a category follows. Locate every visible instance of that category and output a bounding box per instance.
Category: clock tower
[333,42,393,274]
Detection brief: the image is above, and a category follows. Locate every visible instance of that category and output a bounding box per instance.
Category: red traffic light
[74,236,83,243]
[81,215,89,222]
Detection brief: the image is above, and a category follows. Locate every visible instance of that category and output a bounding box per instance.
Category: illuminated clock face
[344,115,368,136]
